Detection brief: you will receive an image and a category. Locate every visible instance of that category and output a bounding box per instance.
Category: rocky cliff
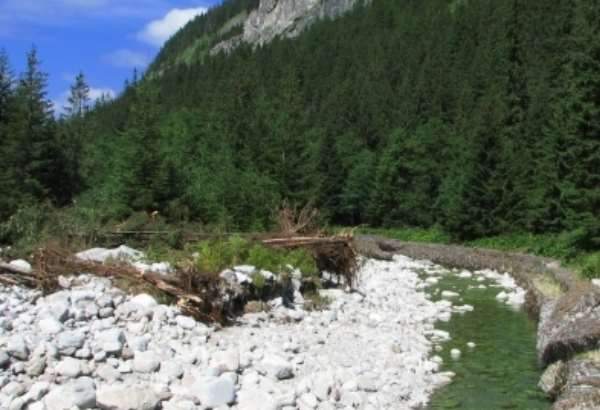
[211,0,363,55]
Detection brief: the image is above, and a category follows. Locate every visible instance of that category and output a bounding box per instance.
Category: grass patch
[357,226,452,244]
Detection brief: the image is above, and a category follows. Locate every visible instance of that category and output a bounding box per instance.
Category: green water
[425,272,551,410]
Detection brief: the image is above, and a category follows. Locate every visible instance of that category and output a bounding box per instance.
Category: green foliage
[251,271,266,290]
[4,0,600,267]
[0,204,51,247]
[359,227,452,244]
[467,232,577,261]
[245,244,283,273]
[286,249,318,278]
[195,235,251,273]
[193,237,317,276]
[581,253,600,280]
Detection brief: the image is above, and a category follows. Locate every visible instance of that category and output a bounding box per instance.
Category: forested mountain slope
[2,0,600,245]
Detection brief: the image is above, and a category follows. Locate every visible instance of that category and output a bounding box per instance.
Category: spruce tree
[64,72,90,118]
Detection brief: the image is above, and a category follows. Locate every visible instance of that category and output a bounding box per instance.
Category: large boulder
[539,284,600,365]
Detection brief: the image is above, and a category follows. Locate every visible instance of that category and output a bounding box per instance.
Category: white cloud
[138,7,207,47]
[103,49,150,69]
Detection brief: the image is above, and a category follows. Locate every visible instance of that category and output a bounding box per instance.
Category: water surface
[425,272,550,409]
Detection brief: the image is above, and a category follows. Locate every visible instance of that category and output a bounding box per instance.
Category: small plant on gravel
[251,272,267,290]
[303,292,331,311]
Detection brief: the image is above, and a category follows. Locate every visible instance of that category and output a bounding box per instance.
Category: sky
[0,0,222,112]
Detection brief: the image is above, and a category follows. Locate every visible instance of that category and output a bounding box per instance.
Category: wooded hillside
[1,0,599,247]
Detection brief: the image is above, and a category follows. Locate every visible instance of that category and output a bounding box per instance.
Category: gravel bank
[0,255,465,410]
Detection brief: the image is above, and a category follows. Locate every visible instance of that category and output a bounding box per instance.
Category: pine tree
[0,49,12,123]
[3,47,65,206]
[64,72,90,118]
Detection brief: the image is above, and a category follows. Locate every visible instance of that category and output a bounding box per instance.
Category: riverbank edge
[353,235,600,410]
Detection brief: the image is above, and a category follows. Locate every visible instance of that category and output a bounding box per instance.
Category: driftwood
[0,261,40,288]
[0,234,358,321]
[0,248,244,323]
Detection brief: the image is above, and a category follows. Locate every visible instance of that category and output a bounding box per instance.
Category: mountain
[150,0,364,76]
[2,0,600,247]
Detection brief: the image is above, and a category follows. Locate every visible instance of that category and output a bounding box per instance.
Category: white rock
[131,294,158,310]
[234,265,257,275]
[467,342,476,349]
[57,331,85,355]
[260,355,294,380]
[193,376,236,407]
[8,260,32,273]
[211,349,240,372]
[176,315,196,330]
[441,290,459,299]
[6,336,29,360]
[44,377,96,410]
[96,384,160,410]
[55,358,83,378]
[133,351,160,373]
[236,388,278,410]
[495,291,509,301]
[38,317,63,335]
[96,329,125,355]
[450,349,462,360]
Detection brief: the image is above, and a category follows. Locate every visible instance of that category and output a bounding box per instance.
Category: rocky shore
[0,253,477,410]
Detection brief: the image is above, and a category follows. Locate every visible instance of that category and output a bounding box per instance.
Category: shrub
[286,248,318,279]
[194,235,251,273]
[246,244,283,272]
[581,253,600,279]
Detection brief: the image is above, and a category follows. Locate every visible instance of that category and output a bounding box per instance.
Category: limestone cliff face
[211,0,362,55]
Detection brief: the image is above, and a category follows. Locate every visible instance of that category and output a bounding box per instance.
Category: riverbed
[422,268,550,409]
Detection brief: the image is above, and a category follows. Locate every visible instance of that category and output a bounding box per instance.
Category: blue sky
[0,0,221,112]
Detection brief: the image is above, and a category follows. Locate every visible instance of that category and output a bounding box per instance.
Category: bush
[193,236,318,277]
[246,244,283,272]
[581,253,600,279]
[0,203,51,248]
[286,248,318,279]
[195,235,251,273]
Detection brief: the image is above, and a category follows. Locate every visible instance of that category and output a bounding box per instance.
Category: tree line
[1,0,599,248]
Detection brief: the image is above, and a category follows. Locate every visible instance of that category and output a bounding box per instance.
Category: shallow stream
[424,270,551,409]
